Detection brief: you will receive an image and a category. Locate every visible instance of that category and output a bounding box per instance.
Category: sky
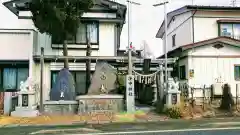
[115,0,238,57]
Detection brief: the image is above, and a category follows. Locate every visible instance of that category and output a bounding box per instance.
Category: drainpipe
[189,10,197,90]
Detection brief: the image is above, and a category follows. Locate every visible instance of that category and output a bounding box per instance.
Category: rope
[132,68,161,77]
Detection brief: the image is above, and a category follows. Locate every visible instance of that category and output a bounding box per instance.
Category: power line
[231,0,237,7]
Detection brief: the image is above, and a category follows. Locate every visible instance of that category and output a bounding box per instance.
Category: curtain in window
[233,24,240,39]
[75,72,86,95]
[87,23,98,43]
[235,66,240,80]
[76,23,87,43]
[51,72,58,88]
[220,24,233,37]
[17,68,29,90]
[3,68,17,90]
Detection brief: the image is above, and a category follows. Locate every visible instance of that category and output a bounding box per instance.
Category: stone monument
[76,62,124,114]
[44,68,78,115]
[11,77,39,117]
[165,77,181,108]
[49,68,76,100]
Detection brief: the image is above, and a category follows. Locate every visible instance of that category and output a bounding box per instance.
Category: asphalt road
[66,128,240,135]
[1,118,240,135]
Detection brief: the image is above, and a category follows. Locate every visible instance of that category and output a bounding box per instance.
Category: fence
[179,82,240,110]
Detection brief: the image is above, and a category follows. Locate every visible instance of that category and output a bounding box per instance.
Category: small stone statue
[166,77,179,91]
[20,81,27,91]
[173,77,179,90]
[20,77,37,92]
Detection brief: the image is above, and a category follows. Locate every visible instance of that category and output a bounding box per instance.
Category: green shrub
[165,106,182,119]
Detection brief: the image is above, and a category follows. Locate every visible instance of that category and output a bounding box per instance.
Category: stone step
[11,109,39,117]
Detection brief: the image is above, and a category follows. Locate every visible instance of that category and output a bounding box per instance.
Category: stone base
[43,100,78,115]
[165,90,181,108]
[76,94,124,114]
[11,106,39,117]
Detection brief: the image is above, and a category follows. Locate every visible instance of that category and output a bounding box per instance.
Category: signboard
[189,69,194,78]
[126,75,135,113]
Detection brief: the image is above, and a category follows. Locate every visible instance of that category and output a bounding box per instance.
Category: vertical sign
[126,75,135,113]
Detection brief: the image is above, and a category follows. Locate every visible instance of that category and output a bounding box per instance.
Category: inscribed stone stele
[50,68,76,101]
[88,62,117,95]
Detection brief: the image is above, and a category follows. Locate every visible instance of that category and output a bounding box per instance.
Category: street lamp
[153,1,169,84]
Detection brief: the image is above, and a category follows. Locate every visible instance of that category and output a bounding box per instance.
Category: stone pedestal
[164,78,181,108]
[165,90,181,108]
[11,91,39,117]
[76,94,124,114]
[43,100,78,115]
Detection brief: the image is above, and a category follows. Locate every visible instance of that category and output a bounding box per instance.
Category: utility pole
[231,0,237,7]
[153,1,169,84]
[126,0,140,113]
[127,0,140,75]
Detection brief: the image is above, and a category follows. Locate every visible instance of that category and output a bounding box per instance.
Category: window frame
[218,22,240,39]
[52,21,100,45]
[0,67,29,92]
[172,34,176,47]
[234,64,240,81]
[179,65,186,80]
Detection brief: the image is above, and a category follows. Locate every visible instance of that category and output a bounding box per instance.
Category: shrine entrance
[0,92,4,114]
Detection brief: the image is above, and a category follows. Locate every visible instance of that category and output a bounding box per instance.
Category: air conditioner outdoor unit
[212,83,223,95]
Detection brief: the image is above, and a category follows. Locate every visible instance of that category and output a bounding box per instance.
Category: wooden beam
[33,55,177,64]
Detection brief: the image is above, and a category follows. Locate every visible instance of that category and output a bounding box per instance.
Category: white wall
[36,23,116,57]
[164,11,193,52]
[0,1,118,57]
[187,44,240,97]
[0,30,33,60]
[193,11,240,42]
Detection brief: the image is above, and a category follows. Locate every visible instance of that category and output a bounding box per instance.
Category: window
[219,23,240,39]
[179,65,186,80]
[51,71,94,95]
[234,65,240,80]
[2,68,28,91]
[52,22,99,44]
[172,34,176,47]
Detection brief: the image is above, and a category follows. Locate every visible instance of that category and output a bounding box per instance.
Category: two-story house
[1,0,126,104]
[156,5,240,95]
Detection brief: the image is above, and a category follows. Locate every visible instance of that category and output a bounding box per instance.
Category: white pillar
[4,92,12,115]
[29,31,34,80]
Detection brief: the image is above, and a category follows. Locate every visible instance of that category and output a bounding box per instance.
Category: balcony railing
[221,33,240,40]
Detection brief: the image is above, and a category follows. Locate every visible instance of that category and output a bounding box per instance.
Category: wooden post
[191,87,194,107]
[203,85,206,110]
[236,84,238,110]
[40,47,44,113]
[156,73,160,101]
